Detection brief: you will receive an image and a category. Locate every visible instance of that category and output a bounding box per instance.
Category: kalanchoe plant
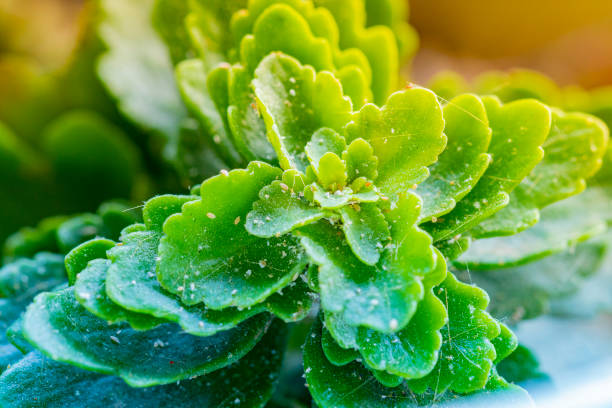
[0,0,610,407]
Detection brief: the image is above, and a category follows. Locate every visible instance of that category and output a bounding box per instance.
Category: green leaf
[43,111,142,209]
[456,190,608,269]
[339,203,389,265]
[107,195,313,336]
[356,290,446,379]
[417,94,492,222]
[313,0,398,105]
[424,97,552,242]
[226,65,278,163]
[0,319,286,407]
[157,162,307,308]
[175,59,244,167]
[304,318,532,408]
[317,152,348,190]
[460,241,607,323]
[151,0,192,63]
[97,0,187,153]
[0,253,65,297]
[22,286,272,387]
[343,138,378,182]
[409,272,501,394]
[298,193,436,334]
[240,4,335,74]
[492,323,518,364]
[306,128,347,174]
[187,0,248,61]
[345,88,446,199]
[497,344,550,384]
[321,325,359,366]
[473,110,609,237]
[253,53,352,172]
[246,176,326,238]
[64,238,116,285]
[2,216,66,262]
[74,259,163,330]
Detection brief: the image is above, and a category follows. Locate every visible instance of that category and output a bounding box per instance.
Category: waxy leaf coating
[65,238,115,285]
[157,162,307,309]
[74,259,163,330]
[304,319,531,408]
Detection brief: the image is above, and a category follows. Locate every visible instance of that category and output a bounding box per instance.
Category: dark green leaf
[23,286,272,386]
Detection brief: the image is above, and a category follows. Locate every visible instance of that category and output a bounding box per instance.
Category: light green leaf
[227,65,278,162]
[0,319,286,407]
[298,193,435,334]
[317,152,348,190]
[424,97,552,242]
[22,286,272,387]
[339,203,389,265]
[343,138,378,182]
[417,94,491,222]
[253,53,352,172]
[345,88,446,199]
[314,0,398,104]
[157,162,307,308]
[473,110,609,237]
[240,4,335,74]
[305,127,347,173]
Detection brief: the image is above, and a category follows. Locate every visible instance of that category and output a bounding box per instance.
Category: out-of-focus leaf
[457,241,606,324]
[456,189,608,269]
[97,0,187,157]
